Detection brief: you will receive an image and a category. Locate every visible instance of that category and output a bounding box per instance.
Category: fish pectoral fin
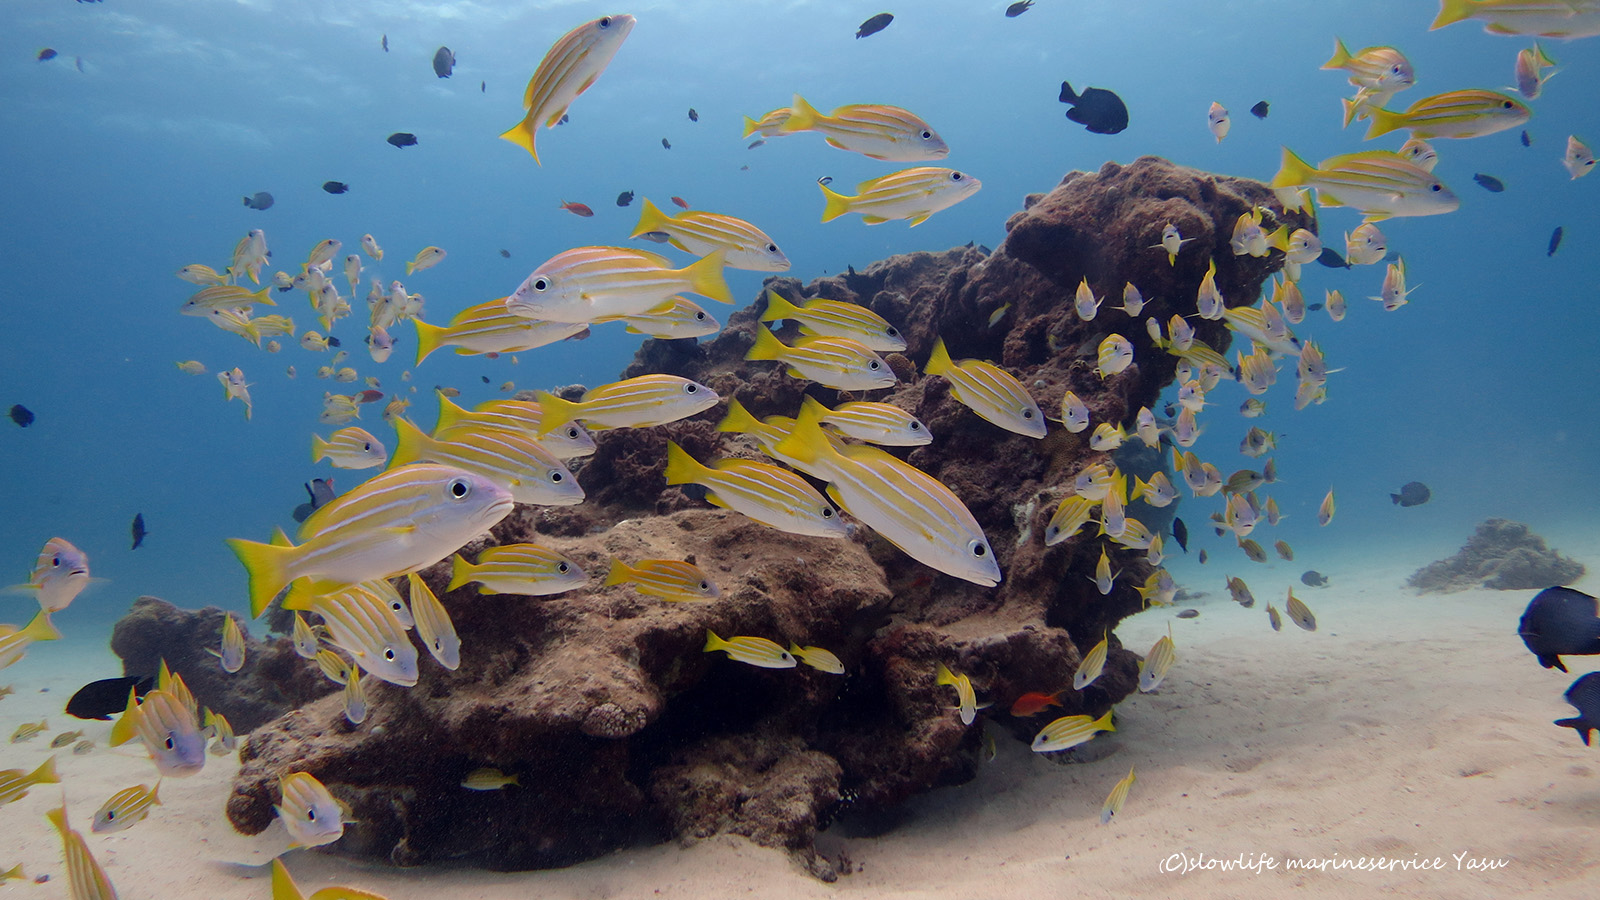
[379,524,417,535]
[906,213,932,227]
[860,215,889,225]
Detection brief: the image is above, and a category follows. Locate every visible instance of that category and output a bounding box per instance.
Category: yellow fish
[1074,631,1109,691]
[592,296,721,340]
[1095,334,1133,378]
[1090,546,1119,595]
[760,290,905,352]
[407,574,460,670]
[1273,148,1459,222]
[448,544,588,596]
[92,782,160,833]
[508,247,731,322]
[312,426,387,469]
[812,397,930,447]
[535,374,720,434]
[1432,0,1600,38]
[208,613,245,673]
[389,419,583,507]
[0,756,59,807]
[1058,390,1090,433]
[819,167,982,226]
[1323,39,1415,94]
[1152,223,1191,266]
[47,804,119,900]
[704,631,796,669]
[748,328,896,391]
[1031,710,1114,753]
[205,709,237,756]
[176,263,229,285]
[178,283,276,316]
[277,772,345,849]
[1044,495,1098,546]
[461,768,520,791]
[20,537,91,613]
[1286,590,1317,631]
[935,662,979,725]
[49,730,83,749]
[500,14,636,164]
[1208,101,1230,142]
[789,643,846,675]
[116,688,206,776]
[1268,603,1283,631]
[1138,627,1177,692]
[414,300,588,364]
[270,857,389,900]
[342,665,368,725]
[295,612,318,659]
[228,464,515,616]
[1100,765,1136,825]
[175,360,207,375]
[605,559,720,602]
[404,246,446,276]
[316,648,352,685]
[665,441,847,539]
[1073,278,1103,320]
[1513,41,1558,99]
[291,583,418,686]
[925,338,1045,438]
[630,199,788,271]
[1564,135,1595,180]
[753,94,948,161]
[1319,488,1337,526]
[0,611,61,670]
[1363,90,1530,141]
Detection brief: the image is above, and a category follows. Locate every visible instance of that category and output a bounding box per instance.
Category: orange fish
[1009,690,1065,717]
[559,200,594,217]
[671,196,690,209]
[355,389,384,403]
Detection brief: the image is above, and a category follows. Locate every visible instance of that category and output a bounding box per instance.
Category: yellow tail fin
[924,337,954,376]
[446,554,475,593]
[759,289,801,323]
[741,115,760,138]
[1270,147,1318,189]
[251,286,277,307]
[498,114,542,164]
[819,183,852,223]
[630,197,671,239]
[1321,37,1352,70]
[227,537,296,617]
[413,317,451,365]
[387,416,432,467]
[532,391,582,436]
[771,400,837,469]
[1430,0,1473,29]
[663,440,709,486]
[602,558,635,587]
[1095,710,1116,733]
[717,399,763,434]
[1362,106,1403,140]
[20,610,61,643]
[26,755,59,787]
[270,859,307,900]
[109,687,140,746]
[703,629,728,652]
[434,392,470,432]
[745,326,787,362]
[787,94,822,132]
[683,250,732,304]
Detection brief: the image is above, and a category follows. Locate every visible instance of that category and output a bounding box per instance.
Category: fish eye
[1391,65,1401,74]
[699,581,710,591]
[433,639,442,650]
[308,808,317,821]
[1023,409,1035,419]
[165,735,175,750]
[685,383,698,393]
[363,442,371,451]
[909,421,921,430]
[921,130,932,139]
[551,471,564,483]
[695,311,707,320]
[950,172,964,181]
[567,427,581,438]
[1502,101,1514,109]
[969,540,988,558]
[822,507,835,518]
[557,562,569,573]
[1430,184,1442,192]
[52,556,61,567]
[449,478,471,498]
[766,244,777,253]
[869,360,881,369]
[532,278,550,292]
[384,648,396,661]
[886,327,900,337]
[599,15,611,26]
[106,810,116,820]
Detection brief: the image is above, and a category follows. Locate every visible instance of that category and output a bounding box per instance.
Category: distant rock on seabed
[115,157,1307,878]
[1407,518,1585,593]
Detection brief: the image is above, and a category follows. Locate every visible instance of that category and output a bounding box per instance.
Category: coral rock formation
[211,156,1302,873]
[1407,518,1586,593]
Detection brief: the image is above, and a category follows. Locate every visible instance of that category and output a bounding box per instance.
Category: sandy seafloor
[3,527,1599,900]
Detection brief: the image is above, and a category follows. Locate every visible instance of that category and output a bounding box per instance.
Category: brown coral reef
[1406,518,1586,593]
[117,156,1305,876]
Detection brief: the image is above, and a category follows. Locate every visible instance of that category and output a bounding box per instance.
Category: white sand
[4,530,1599,900]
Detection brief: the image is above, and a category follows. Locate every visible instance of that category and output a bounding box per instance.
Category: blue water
[1,0,1596,638]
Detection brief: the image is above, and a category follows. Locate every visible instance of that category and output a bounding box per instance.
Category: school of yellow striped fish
[3,3,1597,892]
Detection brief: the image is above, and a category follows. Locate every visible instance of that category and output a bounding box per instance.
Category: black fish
[292,478,337,523]
[327,336,342,348]
[387,132,418,148]
[499,249,511,258]
[1306,302,1324,312]
[1058,81,1128,135]
[1520,130,1530,147]
[130,513,147,550]
[1556,672,1600,746]
[856,13,894,38]
[1176,608,1199,619]
[1249,100,1269,119]
[1390,481,1431,506]
[66,675,153,720]
[558,114,569,125]
[1171,517,1188,553]
[1316,247,1351,269]
[322,181,349,194]
[432,46,455,78]
[661,137,671,150]
[1518,586,1600,672]
[243,191,274,210]
[481,80,485,93]
[636,231,672,244]
[75,56,84,73]
[9,404,35,427]
[1301,571,1329,587]
[1197,549,1208,564]
[1005,0,1034,15]
[38,48,57,61]
[1548,226,1563,257]
[688,108,699,122]
[1473,173,1505,193]
[481,376,490,384]
[382,34,388,52]
[616,190,634,207]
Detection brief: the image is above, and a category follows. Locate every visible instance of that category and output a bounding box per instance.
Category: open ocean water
[1,1,1599,891]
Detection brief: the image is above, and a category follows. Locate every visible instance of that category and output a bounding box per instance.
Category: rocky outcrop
[1407,518,1586,593]
[200,156,1302,874]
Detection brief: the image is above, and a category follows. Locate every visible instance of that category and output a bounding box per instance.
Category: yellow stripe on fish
[1100,765,1137,825]
[1272,147,1460,222]
[47,804,119,900]
[925,338,1044,438]
[507,247,731,323]
[1431,0,1600,38]
[664,440,848,539]
[760,290,906,352]
[746,327,896,391]
[1031,710,1115,752]
[228,464,514,617]
[1044,496,1098,546]
[605,558,720,602]
[92,782,160,834]
[276,772,345,850]
[0,756,59,807]
[0,609,62,669]
[414,298,589,364]
[1362,89,1530,141]
[767,94,949,162]
[1075,631,1110,690]
[819,167,981,226]
[936,662,979,725]
[500,15,636,164]
[434,396,596,460]
[789,643,845,675]
[289,581,419,686]
[704,631,796,669]
[774,404,1001,587]
[1138,628,1177,692]
[1322,38,1414,93]
[389,418,584,507]
[805,396,929,446]
[591,296,721,339]
[630,199,789,271]
[534,374,719,434]
[448,543,587,596]
[208,613,245,673]
[124,689,206,777]
[178,283,276,316]
[407,574,460,670]
[313,426,387,469]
